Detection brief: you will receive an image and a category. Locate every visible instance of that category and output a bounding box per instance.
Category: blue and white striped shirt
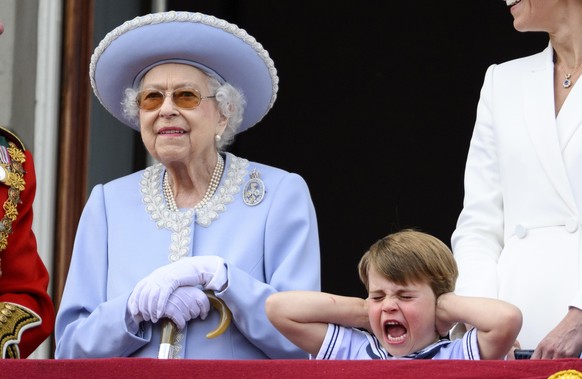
[313,324,480,360]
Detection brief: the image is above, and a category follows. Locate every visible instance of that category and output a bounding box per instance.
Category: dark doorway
[130,1,548,297]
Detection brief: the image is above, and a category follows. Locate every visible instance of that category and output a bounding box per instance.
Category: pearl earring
[215,134,222,143]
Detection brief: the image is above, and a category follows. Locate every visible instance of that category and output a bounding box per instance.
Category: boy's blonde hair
[358,229,458,298]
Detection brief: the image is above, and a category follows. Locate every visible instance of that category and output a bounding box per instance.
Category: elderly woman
[55,11,320,359]
[452,0,582,359]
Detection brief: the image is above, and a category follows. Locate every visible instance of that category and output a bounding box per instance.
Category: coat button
[566,218,579,233]
[515,224,527,238]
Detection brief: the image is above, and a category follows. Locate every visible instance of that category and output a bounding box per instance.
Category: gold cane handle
[204,290,232,339]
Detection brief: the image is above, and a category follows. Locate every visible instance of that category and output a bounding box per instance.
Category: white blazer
[452,43,582,349]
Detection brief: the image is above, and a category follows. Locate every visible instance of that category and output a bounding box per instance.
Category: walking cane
[158,291,232,359]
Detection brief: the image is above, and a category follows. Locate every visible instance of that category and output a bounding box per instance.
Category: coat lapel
[523,44,578,211]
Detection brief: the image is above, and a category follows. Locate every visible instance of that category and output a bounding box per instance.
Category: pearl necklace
[163,153,224,212]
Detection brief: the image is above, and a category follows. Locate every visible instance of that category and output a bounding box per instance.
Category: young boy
[266,229,522,360]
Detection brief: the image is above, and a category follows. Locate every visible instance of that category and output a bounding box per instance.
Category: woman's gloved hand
[163,286,210,329]
[127,256,227,323]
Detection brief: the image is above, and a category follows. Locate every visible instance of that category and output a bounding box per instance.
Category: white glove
[128,256,227,323]
[163,286,210,329]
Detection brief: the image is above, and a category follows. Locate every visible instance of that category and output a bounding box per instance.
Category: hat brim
[90,12,278,133]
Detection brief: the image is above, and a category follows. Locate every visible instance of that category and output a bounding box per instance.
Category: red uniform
[0,127,54,358]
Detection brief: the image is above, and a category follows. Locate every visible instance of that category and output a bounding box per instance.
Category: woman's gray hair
[121,73,246,151]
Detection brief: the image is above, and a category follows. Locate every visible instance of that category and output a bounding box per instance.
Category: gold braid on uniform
[0,142,26,276]
[0,302,41,359]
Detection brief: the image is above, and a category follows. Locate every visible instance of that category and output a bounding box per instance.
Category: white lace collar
[140,152,248,262]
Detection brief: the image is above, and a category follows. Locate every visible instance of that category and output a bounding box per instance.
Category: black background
[162,1,548,298]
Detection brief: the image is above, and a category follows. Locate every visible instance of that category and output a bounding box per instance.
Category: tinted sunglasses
[136,87,216,111]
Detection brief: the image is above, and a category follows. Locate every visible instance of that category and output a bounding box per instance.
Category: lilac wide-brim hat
[89,11,278,133]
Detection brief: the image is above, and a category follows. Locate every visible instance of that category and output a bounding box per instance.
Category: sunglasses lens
[173,89,202,108]
[137,88,203,110]
[138,90,164,111]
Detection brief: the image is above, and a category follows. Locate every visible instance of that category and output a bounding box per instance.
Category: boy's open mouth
[385,321,407,342]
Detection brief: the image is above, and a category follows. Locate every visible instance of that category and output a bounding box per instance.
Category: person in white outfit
[452,0,582,359]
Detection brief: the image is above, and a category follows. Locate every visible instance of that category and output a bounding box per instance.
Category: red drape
[2,358,582,378]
